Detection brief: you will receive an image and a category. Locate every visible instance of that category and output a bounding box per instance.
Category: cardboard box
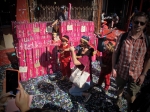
[1,26,14,49]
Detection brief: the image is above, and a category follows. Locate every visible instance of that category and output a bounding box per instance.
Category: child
[52,32,61,45]
[58,35,71,80]
[98,41,115,93]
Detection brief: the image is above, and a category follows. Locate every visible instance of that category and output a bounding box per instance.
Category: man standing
[111,12,149,111]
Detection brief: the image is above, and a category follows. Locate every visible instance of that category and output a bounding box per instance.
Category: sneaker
[116,96,123,109]
[105,90,108,94]
[84,93,92,102]
[93,86,102,92]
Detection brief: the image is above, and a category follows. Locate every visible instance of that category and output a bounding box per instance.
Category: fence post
[93,0,102,33]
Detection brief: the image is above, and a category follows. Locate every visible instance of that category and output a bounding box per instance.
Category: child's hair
[80,36,90,48]
[105,42,115,53]
[132,12,149,23]
[88,47,94,57]
[62,35,69,42]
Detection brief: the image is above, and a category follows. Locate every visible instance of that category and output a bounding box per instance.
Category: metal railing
[30,6,93,22]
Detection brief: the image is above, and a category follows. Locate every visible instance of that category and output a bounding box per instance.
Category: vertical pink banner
[27,67,35,79]
[18,50,26,66]
[39,22,47,36]
[20,72,28,81]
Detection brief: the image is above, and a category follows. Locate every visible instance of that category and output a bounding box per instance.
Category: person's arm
[76,56,82,59]
[116,16,119,23]
[101,14,105,21]
[141,53,150,76]
[112,50,117,69]
[112,35,122,69]
[70,47,81,65]
[111,20,114,28]
[136,56,150,85]
[51,19,58,27]
[129,12,135,20]
[15,83,30,112]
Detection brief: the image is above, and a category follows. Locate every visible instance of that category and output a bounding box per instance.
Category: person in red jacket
[58,35,71,80]
[98,41,115,93]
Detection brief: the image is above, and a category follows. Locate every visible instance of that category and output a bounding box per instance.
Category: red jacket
[59,44,71,63]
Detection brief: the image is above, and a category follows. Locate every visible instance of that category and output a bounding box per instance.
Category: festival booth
[12,3,97,81]
[13,2,124,81]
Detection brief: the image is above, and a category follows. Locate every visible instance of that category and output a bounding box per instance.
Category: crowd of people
[0,5,150,112]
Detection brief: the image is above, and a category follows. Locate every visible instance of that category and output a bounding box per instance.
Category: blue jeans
[69,82,91,96]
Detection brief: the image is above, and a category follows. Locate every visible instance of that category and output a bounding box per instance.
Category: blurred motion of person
[51,5,68,33]
[111,13,119,29]
[101,10,107,24]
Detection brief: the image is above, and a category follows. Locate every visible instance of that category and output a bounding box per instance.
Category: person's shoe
[105,90,108,94]
[84,93,92,102]
[116,96,123,109]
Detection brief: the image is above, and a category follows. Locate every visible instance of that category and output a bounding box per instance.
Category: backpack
[115,32,150,64]
[97,28,117,52]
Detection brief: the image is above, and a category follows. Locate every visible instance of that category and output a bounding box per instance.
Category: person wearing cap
[68,36,94,102]
[75,36,91,58]
[51,5,68,32]
[58,35,71,80]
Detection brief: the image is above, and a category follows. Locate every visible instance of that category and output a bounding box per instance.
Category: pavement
[0,55,150,112]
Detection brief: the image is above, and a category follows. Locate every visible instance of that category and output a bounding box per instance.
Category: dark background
[0,0,149,26]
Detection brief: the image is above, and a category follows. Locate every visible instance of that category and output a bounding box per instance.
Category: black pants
[131,83,150,112]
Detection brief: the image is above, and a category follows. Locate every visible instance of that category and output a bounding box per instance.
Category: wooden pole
[139,0,144,11]
[28,0,37,22]
[16,0,30,22]
[93,0,97,32]
[97,0,100,33]
[93,0,102,33]
[125,0,134,31]
[97,0,102,33]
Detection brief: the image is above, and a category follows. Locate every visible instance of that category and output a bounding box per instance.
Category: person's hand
[0,78,11,102]
[128,17,131,20]
[111,69,117,78]
[51,24,54,27]
[0,79,10,108]
[0,79,13,111]
[64,48,70,51]
[2,78,6,94]
[69,46,75,52]
[136,75,146,85]
[15,83,30,112]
